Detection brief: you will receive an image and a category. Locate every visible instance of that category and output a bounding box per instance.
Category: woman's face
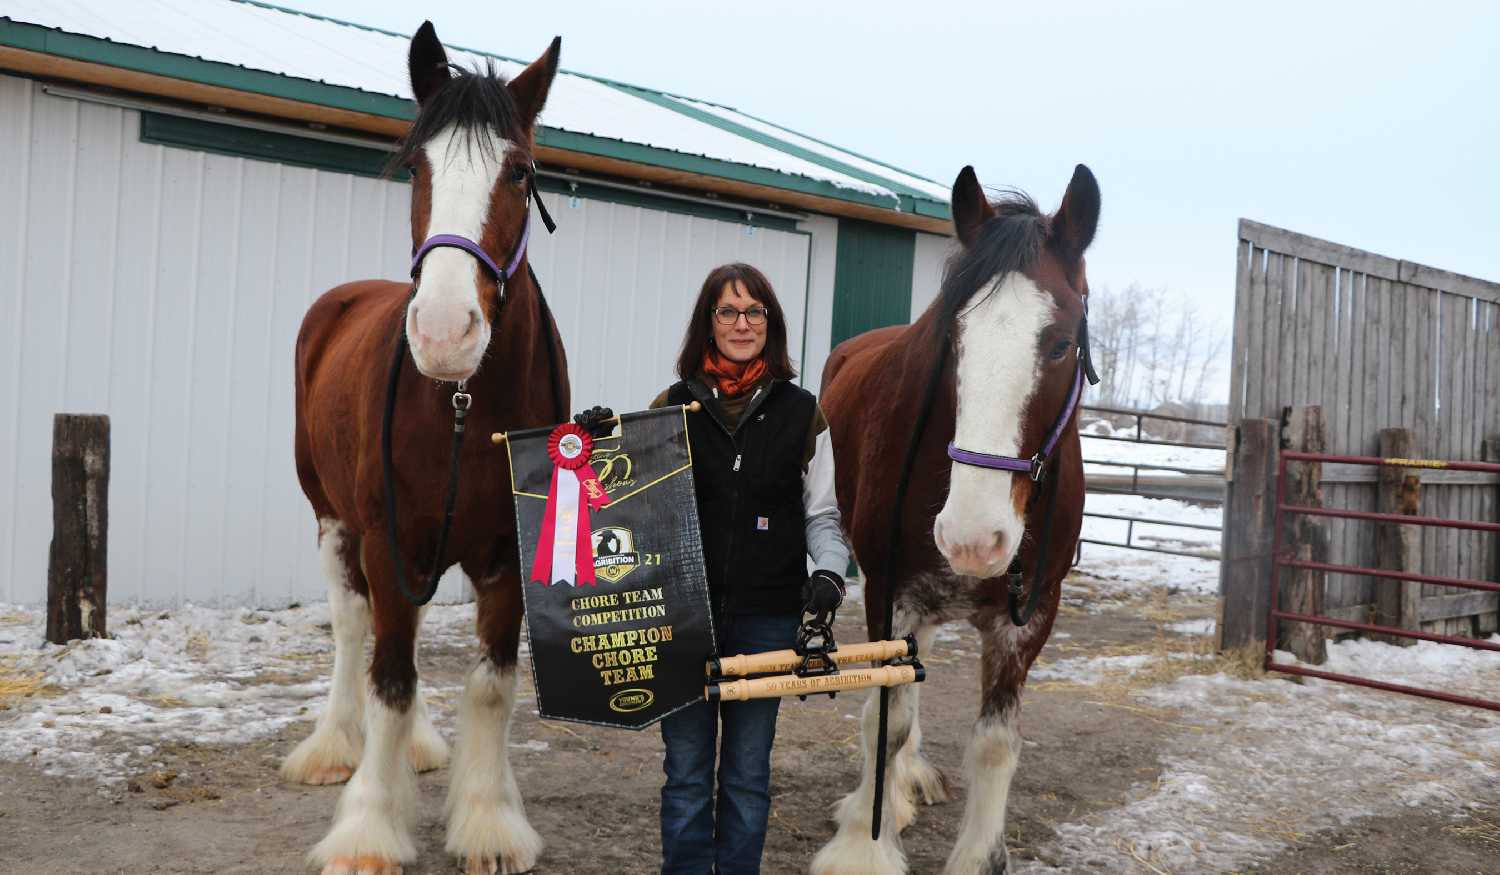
[711,280,769,363]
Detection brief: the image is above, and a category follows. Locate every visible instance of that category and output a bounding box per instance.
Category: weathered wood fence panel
[1225,220,1500,640]
[47,414,110,644]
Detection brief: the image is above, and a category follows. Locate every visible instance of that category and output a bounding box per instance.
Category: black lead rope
[1006,460,1064,627]
[381,330,468,607]
[871,338,949,841]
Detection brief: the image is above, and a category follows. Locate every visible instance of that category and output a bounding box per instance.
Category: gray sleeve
[803,426,850,575]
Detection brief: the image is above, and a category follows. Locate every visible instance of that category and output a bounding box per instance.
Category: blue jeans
[660,612,800,875]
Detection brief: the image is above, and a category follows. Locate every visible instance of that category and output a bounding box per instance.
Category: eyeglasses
[713,306,769,326]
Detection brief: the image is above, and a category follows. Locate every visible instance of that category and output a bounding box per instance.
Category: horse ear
[509,36,562,128]
[1050,164,1100,264]
[408,21,451,106]
[951,165,996,248]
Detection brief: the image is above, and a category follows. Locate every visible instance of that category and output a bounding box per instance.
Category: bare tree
[1086,284,1228,415]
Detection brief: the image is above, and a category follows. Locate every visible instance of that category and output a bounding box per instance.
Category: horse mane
[931,189,1047,338]
[392,61,527,170]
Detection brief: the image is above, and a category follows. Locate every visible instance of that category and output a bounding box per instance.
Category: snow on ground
[1018,615,1500,874]
[0,602,487,784]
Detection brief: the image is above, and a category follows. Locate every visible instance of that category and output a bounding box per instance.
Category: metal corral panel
[0,77,812,607]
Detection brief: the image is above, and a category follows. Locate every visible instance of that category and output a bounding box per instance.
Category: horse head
[397,22,560,382]
[932,164,1100,578]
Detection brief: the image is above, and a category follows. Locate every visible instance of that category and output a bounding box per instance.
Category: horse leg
[943,620,1027,875]
[444,569,543,875]
[408,604,451,774]
[890,624,952,810]
[283,519,369,786]
[809,605,934,875]
[310,537,422,875]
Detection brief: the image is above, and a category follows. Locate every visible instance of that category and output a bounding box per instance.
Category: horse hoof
[302,765,355,785]
[321,855,402,875]
[408,726,450,774]
[462,855,536,875]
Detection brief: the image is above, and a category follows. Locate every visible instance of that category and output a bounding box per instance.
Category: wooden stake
[1217,418,1278,652]
[1280,406,1327,664]
[47,414,110,644]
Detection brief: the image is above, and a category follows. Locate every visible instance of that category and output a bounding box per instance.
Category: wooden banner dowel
[710,638,913,679]
[708,664,921,702]
[493,401,700,446]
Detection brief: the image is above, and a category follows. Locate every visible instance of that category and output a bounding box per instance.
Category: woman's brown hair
[675,262,797,381]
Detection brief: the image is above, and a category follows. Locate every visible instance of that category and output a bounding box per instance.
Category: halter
[407,171,556,303]
[384,173,560,607]
[945,312,1100,483]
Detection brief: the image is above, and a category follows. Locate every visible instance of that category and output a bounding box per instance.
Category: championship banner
[505,406,716,729]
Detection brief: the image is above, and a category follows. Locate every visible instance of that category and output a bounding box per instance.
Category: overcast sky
[282,0,1498,398]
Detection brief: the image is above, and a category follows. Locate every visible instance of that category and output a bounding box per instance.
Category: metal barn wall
[1227,219,1500,635]
[0,76,815,607]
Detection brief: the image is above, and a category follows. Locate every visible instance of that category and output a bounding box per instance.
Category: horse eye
[1049,339,1072,360]
[510,163,529,183]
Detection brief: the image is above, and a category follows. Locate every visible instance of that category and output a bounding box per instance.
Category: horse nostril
[463,309,482,341]
[990,531,1009,560]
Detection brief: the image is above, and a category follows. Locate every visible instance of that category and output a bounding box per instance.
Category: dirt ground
[2,575,1497,875]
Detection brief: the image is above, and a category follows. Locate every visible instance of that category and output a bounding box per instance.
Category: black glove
[572,405,615,437]
[802,569,845,625]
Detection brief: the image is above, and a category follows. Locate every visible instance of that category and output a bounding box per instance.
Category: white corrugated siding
[0,76,813,607]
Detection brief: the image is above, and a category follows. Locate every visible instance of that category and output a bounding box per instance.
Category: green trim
[139,111,404,179]
[535,177,799,233]
[0,12,951,221]
[535,128,904,211]
[134,110,802,230]
[831,218,915,349]
[0,18,415,119]
[600,80,940,210]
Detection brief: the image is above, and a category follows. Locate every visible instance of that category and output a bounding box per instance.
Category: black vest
[665,378,816,617]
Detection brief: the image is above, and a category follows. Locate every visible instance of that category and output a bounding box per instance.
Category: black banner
[506,406,716,729]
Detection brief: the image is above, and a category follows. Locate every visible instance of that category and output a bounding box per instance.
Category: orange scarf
[702,348,768,397]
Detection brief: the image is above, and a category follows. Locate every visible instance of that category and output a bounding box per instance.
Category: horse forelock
[392,61,528,172]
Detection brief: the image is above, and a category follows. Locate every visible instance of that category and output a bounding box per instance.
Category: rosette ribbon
[531,423,613,586]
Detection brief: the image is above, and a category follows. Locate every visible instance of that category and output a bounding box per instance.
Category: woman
[651,262,849,874]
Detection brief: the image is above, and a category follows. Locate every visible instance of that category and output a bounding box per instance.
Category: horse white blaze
[283,520,369,784]
[406,123,512,381]
[934,273,1053,578]
[445,660,542,873]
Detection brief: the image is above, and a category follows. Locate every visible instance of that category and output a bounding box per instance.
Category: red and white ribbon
[531,423,612,586]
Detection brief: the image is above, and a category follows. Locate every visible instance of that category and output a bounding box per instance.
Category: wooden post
[1216,418,1278,652]
[46,414,110,644]
[1374,428,1422,645]
[1279,406,1327,664]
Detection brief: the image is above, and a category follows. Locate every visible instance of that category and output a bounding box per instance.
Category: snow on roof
[0,0,950,217]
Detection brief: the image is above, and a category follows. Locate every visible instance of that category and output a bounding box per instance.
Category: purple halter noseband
[408,171,556,297]
[410,212,531,290]
[946,354,1088,482]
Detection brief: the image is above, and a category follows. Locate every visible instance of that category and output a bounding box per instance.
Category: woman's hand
[802,569,845,626]
[572,405,615,437]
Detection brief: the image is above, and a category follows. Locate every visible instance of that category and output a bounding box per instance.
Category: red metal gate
[1266,450,1500,712]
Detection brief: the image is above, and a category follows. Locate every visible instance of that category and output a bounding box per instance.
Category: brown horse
[285,22,567,875]
[812,164,1100,875]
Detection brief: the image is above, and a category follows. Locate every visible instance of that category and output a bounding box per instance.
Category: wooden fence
[1224,220,1499,642]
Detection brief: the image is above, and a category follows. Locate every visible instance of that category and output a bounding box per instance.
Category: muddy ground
[2,575,1496,875]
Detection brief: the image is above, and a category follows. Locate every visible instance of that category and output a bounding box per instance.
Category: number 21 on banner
[642,553,663,566]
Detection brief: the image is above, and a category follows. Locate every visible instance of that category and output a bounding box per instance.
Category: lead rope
[381,331,469,606]
[871,336,949,840]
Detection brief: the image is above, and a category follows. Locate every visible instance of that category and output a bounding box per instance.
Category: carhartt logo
[756,517,769,531]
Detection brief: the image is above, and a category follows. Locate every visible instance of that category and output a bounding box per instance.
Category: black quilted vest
[665,378,816,617]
